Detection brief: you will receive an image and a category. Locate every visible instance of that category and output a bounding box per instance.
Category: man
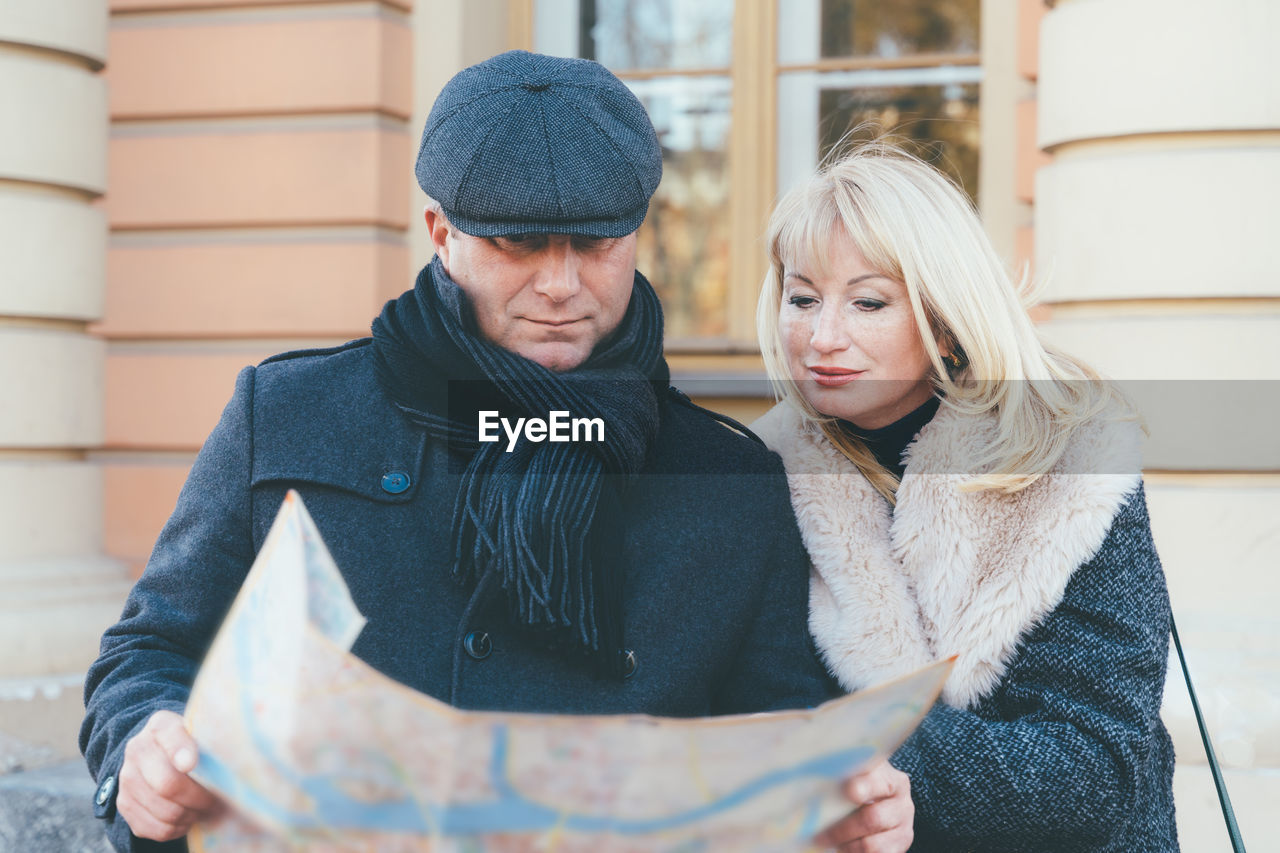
[81,50,912,852]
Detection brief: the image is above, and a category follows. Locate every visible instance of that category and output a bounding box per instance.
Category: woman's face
[779,228,936,429]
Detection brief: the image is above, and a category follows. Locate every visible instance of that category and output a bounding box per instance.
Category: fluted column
[0,0,131,758]
[1035,1,1280,847]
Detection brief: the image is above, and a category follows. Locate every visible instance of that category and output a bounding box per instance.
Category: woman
[753,144,1178,851]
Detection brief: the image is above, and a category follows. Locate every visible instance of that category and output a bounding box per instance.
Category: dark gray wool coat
[755,401,1179,853]
[81,340,839,852]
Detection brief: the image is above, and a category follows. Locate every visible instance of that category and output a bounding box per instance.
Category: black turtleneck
[842,395,941,480]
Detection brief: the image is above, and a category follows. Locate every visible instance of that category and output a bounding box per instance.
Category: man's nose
[809,304,851,353]
[532,238,581,303]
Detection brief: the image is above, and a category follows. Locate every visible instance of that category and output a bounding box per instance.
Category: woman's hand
[815,761,914,852]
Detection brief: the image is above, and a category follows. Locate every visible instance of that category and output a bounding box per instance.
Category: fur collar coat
[756,399,1178,850]
[753,399,1142,709]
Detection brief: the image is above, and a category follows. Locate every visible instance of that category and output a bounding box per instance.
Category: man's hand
[116,710,226,841]
[815,762,914,853]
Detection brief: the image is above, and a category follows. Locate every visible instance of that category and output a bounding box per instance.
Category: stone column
[1035,0,1280,847]
[409,0,512,267]
[0,0,131,768]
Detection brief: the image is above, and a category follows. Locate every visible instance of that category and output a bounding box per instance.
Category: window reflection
[820,0,980,59]
[777,67,980,202]
[779,0,980,65]
[818,82,980,199]
[579,0,733,70]
[776,2,981,205]
[627,76,732,341]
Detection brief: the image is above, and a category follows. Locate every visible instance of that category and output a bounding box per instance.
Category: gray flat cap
[415,50,663,238]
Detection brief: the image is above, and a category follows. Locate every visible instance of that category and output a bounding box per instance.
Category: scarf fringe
[373,258,665,678]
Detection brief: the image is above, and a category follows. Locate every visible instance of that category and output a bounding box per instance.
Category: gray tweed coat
[755,401,1179,853]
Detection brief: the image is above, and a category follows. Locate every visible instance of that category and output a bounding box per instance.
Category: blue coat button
[381,471,411,494]
[621,649,638,678]
[96,775,115,806]
[463,631,492,660]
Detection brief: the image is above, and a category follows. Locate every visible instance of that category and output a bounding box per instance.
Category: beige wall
[98,0,418,574]
[1035,0,1280,848]
[408,0,513,269]
[976,0,1036,270]
[0,0,135,759]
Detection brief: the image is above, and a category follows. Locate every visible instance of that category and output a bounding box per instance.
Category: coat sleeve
[80,366,259,853]
[711,458,842,714]
[890,485,1172,851]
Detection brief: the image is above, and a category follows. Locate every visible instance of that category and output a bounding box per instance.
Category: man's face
[427,208,638,372]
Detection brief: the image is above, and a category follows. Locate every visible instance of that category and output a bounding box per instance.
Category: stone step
[0,556,132,681]
[0,759,111,852]
[0,674,89,768]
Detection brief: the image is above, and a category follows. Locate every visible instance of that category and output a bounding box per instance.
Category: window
[529,0,982,351]
[777,0,981,199]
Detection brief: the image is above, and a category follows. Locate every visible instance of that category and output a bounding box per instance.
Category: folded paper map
[185,491,951,852]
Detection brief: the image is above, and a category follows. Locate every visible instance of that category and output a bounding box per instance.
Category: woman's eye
[787,295,817,308]
[853,298,885,311]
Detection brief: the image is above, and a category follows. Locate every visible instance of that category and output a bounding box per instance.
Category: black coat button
[381,471,411,494]
[463,630,492,660]
[621,648,638,678]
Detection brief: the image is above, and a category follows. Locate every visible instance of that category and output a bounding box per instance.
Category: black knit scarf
[370,257,668,676]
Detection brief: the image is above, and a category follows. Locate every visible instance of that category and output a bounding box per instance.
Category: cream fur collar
[754,401,1141,709]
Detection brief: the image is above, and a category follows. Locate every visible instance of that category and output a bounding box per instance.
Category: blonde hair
[757,142,1128,502]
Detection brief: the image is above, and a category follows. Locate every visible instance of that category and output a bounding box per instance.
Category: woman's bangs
[773,189,839,280]
[831,183,901,281]
[771,172,901,288]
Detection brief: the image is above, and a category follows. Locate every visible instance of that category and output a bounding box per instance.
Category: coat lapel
[753,406,935,690]
[755,401,1142,709]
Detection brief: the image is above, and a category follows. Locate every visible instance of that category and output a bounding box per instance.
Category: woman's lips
[808,366,865,387]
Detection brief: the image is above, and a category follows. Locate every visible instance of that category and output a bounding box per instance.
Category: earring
[943,349,968,371]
